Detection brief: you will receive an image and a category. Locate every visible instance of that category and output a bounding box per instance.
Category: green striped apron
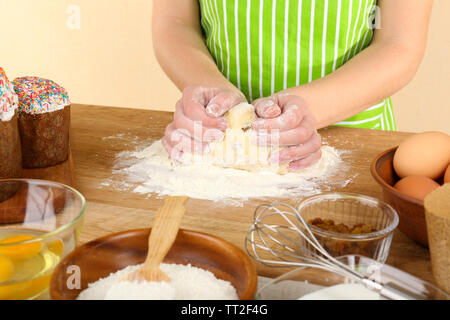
[198,0,397,130]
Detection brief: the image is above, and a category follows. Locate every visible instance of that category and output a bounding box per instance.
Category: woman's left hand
[251,93,322,170]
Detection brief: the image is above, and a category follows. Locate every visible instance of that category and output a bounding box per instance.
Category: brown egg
[394,176,440,201]
[444,164,450,184]
[393,131,450,179]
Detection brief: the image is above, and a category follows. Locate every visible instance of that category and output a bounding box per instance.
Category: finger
[252,94,310,131]
[268,134,321,164]
[205,90,246,117]
[288,149,322,170]
[254,114,317,146]
[269,133,322,164]
[253,97,282,119]
[182,87,228,130]
[252,104,305,131]
[161,136,183,161]
[165,122,210,154]
[172,135,210,154]
[174,100,225,142]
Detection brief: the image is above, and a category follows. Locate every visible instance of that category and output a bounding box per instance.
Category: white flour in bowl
[298,283,380,300]
[77,263,238,300]
[105,138,353,206]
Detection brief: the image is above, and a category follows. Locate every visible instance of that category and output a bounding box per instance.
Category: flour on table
[107,137,352,206]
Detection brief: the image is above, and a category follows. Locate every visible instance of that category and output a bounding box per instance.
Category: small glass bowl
[256,255,449,300]
[295,193,399,263]
[0,179,86,300]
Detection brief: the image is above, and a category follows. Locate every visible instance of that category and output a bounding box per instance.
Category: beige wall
[1,0,449,133]
[1,0,179,111]
[392,0,450,134]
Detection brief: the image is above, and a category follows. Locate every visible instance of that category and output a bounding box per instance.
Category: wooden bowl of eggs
[371,132,450,247]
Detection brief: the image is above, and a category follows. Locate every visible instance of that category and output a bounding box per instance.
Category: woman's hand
[252,93,322,170]
[162,86,246,160]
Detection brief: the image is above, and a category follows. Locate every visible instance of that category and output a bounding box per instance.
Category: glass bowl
[256,255,449,300]
[296,193,399,263]
[0,179,86,300]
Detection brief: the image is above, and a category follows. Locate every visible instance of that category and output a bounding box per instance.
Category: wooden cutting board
[67,104,433,284]
[0,152,76,224]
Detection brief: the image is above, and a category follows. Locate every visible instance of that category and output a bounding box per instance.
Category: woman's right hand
[162,86,246,160]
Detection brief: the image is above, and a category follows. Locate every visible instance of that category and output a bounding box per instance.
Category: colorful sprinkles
[0,67,18,114]
[12,76,70,115]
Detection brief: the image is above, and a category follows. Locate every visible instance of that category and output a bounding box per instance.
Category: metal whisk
[245,201,415,300]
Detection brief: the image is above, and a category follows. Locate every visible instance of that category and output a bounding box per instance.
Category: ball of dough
[225,103,256,129]
[209,103,288,174]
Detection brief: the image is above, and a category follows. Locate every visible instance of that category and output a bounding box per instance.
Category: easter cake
[0,68,23,201]
[13,76,71,168]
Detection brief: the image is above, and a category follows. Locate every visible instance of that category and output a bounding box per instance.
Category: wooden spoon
[121,196,188,282]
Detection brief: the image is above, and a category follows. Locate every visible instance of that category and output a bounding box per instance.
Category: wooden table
[70,104,433,283]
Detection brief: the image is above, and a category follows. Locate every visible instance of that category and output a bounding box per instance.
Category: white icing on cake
[0,68,19,122]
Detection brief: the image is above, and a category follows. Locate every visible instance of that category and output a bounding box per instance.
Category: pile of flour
[108,139,351,205]
[77,263,238,300]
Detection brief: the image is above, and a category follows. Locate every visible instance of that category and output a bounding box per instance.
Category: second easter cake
[13,76,71,168]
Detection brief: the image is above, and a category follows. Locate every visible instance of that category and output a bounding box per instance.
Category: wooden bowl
[50,228,258,300]
[370,147,428,247]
